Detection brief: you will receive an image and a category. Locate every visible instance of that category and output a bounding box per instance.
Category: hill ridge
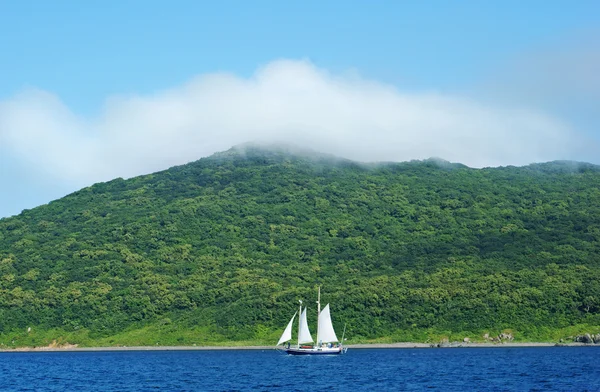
[1,145,600,347]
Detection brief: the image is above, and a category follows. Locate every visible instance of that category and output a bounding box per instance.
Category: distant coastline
[1,342,597,353]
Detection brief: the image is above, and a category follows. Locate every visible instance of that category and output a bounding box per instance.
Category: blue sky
[1,0,599,218]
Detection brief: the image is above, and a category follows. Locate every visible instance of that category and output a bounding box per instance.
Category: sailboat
[277,287,347,355]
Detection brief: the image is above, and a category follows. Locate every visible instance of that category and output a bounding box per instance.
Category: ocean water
[0,347,598,391]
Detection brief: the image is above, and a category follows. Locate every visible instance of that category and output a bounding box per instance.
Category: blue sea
[0,347,598,391]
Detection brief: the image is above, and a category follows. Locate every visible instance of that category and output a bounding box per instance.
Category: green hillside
[1,145,600,347]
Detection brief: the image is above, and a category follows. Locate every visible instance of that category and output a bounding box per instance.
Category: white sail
[277,311,297,345]
[317,304,338,343]
[298,307,314,344]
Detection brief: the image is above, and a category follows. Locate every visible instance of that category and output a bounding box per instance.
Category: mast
[316,286,321,346]
[298,300,302,348]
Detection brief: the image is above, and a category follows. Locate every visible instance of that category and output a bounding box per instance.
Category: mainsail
[317,304,338,343]
[277,311,297,345]
[298,307,314,344]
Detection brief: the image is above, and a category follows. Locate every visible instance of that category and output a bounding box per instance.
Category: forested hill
[1,145,600,347]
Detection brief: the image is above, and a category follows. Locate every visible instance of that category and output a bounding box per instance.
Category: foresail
[298,307,314,344]
[317,304,338,343]
[277,312,297,345]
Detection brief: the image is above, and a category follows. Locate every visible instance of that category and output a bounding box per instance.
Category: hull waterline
[283,347,346,355]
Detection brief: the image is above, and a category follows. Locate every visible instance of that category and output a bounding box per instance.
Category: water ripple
[0,347,598,391]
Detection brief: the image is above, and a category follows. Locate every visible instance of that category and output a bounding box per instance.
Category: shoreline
[1,341,597,353]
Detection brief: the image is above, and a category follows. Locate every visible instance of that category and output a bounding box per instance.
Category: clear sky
[1,0,599,218]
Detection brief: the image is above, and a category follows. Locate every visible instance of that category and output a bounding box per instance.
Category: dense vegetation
[1,145,600,347]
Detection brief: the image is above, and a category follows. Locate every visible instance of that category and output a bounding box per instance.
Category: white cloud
[0,59,596,188]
